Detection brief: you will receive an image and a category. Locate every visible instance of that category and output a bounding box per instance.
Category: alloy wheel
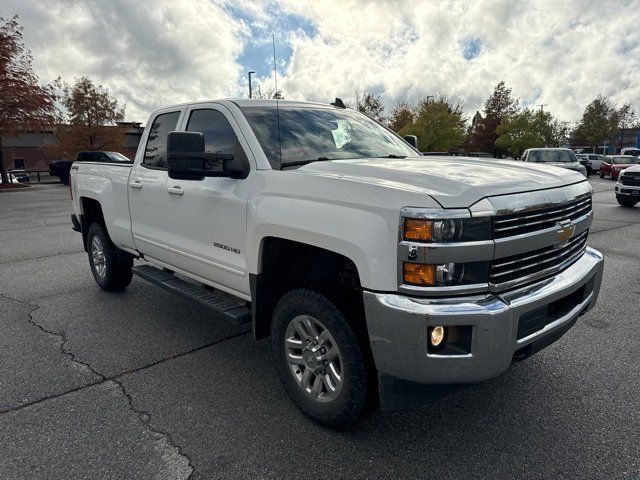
[284,315,344,403]
[91,236,107,278]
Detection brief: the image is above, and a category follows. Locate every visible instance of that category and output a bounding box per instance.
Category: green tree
[465,81,519,156]
[496,109,545,157]
[399,96,467,152]
[572,95,619,151]
[387,100,414,132]
[0,16,59,184]
[549,118,570,147]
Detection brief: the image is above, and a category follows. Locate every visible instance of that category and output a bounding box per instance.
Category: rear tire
[272,289,370,429]
[87,223,133,291]
[616,196,638,207]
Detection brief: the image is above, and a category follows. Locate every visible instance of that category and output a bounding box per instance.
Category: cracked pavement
[0,179,639,479]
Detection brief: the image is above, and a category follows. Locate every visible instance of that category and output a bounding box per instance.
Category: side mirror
[167,131,250,180]
[403,135,418,149]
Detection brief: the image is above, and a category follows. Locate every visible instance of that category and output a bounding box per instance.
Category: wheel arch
[79,196,107,251]
[251,236,366,341]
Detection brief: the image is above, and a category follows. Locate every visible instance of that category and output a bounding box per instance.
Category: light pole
[248,71,255,98]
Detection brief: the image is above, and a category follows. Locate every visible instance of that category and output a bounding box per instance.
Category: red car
[600,155,639,180]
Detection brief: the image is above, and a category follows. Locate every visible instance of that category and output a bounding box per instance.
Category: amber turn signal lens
[404,218,434,242]
[403,263,436,286]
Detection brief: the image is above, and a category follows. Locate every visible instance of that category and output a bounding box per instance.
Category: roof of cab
[154,98,338,112]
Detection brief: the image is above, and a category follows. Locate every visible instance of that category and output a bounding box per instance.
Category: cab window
[143,111,181,169]
[186,109,238,155]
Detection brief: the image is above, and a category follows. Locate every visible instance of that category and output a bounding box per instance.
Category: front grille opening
[490,230,588,287]
[516,284,587,340]
[621,173,640,186]
[493,194,592,239]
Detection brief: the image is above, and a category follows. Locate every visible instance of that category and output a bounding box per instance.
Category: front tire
[87,223,133,291]
[616,196,638,207]
[272,289,370,429]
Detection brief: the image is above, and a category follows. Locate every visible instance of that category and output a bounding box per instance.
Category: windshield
[611,156,636,164]
[528,150,577,163]
[240,106,417,167]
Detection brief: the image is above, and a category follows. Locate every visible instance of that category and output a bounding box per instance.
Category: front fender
[248,196,396,291]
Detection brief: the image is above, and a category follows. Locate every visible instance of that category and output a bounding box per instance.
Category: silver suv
[522,148,588,177]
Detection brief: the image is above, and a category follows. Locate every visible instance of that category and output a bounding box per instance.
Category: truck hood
[295,156,587,208]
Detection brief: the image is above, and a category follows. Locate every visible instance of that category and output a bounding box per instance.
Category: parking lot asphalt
[0,177,638,479]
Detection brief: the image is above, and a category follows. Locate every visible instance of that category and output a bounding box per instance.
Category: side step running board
[132,264,251,326]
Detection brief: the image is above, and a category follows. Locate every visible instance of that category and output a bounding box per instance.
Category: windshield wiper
[385,154,407,159]
[281,157,333,168]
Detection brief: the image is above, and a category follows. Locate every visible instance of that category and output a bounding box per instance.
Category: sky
[3,0,640,124]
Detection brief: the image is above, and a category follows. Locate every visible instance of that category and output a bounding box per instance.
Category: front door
[160,104,254,298]
[129,108,184,265]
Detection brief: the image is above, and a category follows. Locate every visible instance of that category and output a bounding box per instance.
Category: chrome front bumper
[615,183,640,196]
[363,247,604,385]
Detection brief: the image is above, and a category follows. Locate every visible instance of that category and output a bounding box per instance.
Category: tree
[465,81,519,156]
[387,100,414,132]
[572,95,619,151]
[399,95,467,152]
[496,109,569,157]
[49,77,127,159]
[0,16,59,184]
[616,103,638,150]
[549,118,570,147]
[495,110,545,157]
[252,84,284,99]
[351,90,385,123]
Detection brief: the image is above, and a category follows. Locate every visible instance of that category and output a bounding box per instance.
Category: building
[605,126,640,154]
[1,122,144,171]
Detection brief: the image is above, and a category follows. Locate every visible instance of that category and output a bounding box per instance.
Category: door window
[143,111,181,169]
[186,109,238,154]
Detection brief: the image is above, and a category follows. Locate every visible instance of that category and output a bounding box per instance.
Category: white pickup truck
[71,99,604,427]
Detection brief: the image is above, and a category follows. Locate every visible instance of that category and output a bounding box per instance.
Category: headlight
[403,261,489,287]
[401,210,492,243]
[400,208,492,290]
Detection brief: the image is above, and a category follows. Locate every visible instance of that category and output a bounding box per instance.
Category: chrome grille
[621,173,640,186]
[489,230,588,289]
[493,194,592,239]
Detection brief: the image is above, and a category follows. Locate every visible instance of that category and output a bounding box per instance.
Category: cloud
[3,0,247,122]
[3,0,640,123]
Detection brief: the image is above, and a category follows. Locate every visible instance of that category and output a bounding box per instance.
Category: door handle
[130,181,143,190]
[167,186,184,196]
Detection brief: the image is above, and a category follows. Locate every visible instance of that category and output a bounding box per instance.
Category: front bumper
[363,247,604,386]
[615,183,640,197]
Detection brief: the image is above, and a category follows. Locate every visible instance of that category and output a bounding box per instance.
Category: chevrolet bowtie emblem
[556,219,575,243]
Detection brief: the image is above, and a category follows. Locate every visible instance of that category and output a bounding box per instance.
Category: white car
[614,164,640,207]
[70,98,604,427]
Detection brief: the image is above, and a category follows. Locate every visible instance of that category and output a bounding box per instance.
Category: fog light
[430,326,446,347]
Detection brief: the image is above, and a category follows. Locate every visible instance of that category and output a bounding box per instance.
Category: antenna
[272,34,278,97]
[272,34,282,164]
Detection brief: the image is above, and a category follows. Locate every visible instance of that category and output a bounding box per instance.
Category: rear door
[160,103,254,297]
[129,108,184,264]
